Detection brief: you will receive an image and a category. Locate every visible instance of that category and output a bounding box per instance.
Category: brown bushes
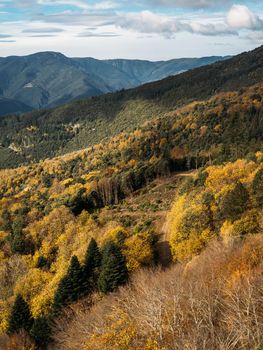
[51,235,263,350]
[0,330,35,350]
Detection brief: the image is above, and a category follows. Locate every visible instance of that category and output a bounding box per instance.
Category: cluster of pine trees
[6,238,128,349]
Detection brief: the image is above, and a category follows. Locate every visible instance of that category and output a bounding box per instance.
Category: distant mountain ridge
[0,52,227,115]
[0,45,262,168]
[0,97,32,116]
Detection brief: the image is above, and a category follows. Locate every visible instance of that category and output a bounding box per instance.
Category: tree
[98,240,128,294]
[53,256,84,313]
[30,316,51,349]
[83,238,101,293]
[252,168,263,206]
[10,215,34,255]
[7,294,33,335]
[1,208,12,231]
[219,181,249,220]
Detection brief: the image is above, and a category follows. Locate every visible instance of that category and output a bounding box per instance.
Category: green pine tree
[219,181,249,220]
[98,240,128,294]
[252,168,263,206]
[30,316,51,349]
[53,255,84,313]
[1,208,12,231]
[7,294,33,335]
[83,238,101,293]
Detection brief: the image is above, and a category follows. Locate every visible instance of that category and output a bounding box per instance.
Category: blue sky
[0,0,263,59]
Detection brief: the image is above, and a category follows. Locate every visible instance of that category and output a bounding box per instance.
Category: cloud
[226,5,263,30]
[33,11,116,26]
[117,10,236,37]
[242,31,263,43]
[0,34,13,38]
[28,34,57,37]
[22,27,64,33]
[11,0,37,7]
[10,0,117,10]
[38,0,117,10]
[146,0,231,9]
[77,31,120,37]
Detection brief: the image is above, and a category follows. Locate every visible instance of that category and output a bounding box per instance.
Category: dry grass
[51,234,263,350]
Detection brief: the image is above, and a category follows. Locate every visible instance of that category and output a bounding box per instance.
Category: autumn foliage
[51,235,263,350]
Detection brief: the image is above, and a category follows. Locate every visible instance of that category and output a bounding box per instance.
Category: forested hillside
[0,81,262,348]
[0,45,262,168]
[0,46,262,350]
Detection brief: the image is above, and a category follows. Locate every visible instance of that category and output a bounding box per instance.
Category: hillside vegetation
[0,82,262,348]
[0,46,262,350]
[0,152,262,349]
[52,234,263,350]
[0,46,263,168]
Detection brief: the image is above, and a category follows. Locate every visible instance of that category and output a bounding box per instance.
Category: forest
[0,79,262,348]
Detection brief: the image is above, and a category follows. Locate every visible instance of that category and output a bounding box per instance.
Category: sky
[0,0,263,60]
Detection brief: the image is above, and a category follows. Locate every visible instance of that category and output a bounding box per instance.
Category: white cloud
[226,5,263,30]
[38,0,117,10]
[22,27,64,33]
[33,11,116,26]
[117,10,236,37]
[146,0,231,9]
[0,34,13,38]
[8,0,117,10]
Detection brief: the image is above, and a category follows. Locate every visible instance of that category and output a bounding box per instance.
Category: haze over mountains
[0,52,227,115]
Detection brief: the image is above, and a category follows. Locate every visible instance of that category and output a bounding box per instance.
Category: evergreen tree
[30,316,51,349]
[53,255,84,313]
[1,208,12,231]
[219,181,249,220]
[7,294,33,335]
[252,168,263,206]
[10,215,30,254]
[83,238,101,293]
[98,240,128,294]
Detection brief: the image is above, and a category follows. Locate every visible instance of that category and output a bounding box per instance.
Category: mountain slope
[0,97,32,117]
[105,56,229,83]
[0,53,226,112]
[0,45,262,168]
[0,49,262,348]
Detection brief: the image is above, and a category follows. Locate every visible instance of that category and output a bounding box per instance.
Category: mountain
[0,52,226,114]
[0,45,262,168]
[0,97,32,116]
[105,56,229,83]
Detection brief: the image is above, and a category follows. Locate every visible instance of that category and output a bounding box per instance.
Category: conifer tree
[53,255,84,313]
[252,168,263,206]
[83,238,101,293]
[7,294,33,335]
[1,208,12,231]
[98,240,128,294]
[30,316,51,349]
[219,181,249,220]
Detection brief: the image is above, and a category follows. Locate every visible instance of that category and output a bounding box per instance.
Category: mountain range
[0,53,227,115]
[0,45,262,168]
